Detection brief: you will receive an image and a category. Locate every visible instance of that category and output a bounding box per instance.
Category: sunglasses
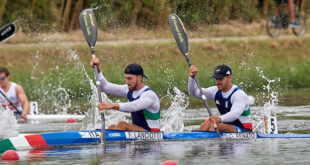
[0,77,6,81]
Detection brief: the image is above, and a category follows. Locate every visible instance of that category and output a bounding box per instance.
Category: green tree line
[0,0,308,32]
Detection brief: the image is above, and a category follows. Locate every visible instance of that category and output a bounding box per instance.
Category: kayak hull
[1,129,310,152]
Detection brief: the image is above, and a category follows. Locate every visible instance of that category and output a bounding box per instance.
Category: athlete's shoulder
[231,90,249,106]
[141,87,158,98]
[232,86,248,97]
[14,83,25,94]
[206,86,218,93]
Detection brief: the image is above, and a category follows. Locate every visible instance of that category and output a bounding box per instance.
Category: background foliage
[1,0,309,32]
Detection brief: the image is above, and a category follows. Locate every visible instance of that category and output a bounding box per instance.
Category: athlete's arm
[219,91,249,123]
[15,85,30,120]
[188,77,217,100]
[118,91,159,113]
[97,72,128,97]
[97,102,120,110]
[91,56,128,97]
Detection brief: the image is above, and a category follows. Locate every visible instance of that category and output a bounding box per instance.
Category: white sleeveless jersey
[0,82,23,113]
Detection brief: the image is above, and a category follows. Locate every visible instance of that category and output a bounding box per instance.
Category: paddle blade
[168,13,189,56]
[79,9,97,47]
[0,23,16,42]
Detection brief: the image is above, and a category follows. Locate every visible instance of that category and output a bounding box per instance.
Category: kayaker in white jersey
[0,67,30,120]
[91,57,160,132]
[188,64,252,133]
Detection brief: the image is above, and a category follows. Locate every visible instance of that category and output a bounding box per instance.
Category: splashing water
[252,67,281,132]
[64,50,128,130]
[236,51,281,132]
[161,87,189,132]
[80,92,129,130]
[159,68,189,132]
[90,2,104,11]
[52,87,71,114]
[80,86,102,130]
[67,49,102,130]
[30,48,74,114]
[257,67,280,114]
[28,45,128,129]
[0,106,19,139]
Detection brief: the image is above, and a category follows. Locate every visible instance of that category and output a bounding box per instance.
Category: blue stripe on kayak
[41,130,101,145]
[257,133,310,138]
[37,130,310,146]
[40,130,130,145]
[106,130,128,141]
[164,131,219,139]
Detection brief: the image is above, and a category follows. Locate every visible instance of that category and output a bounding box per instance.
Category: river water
[1,105,310,164]
[5,138,310,165]
[1,43,310,164]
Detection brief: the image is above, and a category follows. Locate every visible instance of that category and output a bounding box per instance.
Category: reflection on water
[102,142,162,164]
[5,139,310,165]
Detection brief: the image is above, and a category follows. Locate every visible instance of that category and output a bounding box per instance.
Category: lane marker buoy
[1,150,19,162]
[162,160,178,165]
[66,118,76,123]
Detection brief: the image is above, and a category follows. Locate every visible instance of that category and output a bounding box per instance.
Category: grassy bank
[1,36,310,113]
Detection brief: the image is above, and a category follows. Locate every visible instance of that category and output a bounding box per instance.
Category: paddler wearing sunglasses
[0,67,30,120]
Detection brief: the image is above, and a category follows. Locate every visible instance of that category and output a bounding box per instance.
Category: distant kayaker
[91,57,160,131]
[0,67,30,120]
[188,64,252,132]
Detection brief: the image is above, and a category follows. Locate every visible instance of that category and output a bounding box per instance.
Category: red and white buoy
[162,160,178,165]
[1,150,19,162]
[66,118,76,123]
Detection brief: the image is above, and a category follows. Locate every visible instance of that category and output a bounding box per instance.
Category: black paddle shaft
[169,13,220,138]
[79,9,105,144]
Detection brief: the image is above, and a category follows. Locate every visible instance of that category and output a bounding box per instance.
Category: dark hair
[0,67,10,76]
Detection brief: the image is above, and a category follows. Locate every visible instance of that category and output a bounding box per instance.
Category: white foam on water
[159,68,189,132]
[0,106,19,139]
[161,87,189,132]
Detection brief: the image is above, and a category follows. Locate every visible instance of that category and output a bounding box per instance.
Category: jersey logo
[225,101,229,108]
[215,100,220,105]
[9,96,14,101]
